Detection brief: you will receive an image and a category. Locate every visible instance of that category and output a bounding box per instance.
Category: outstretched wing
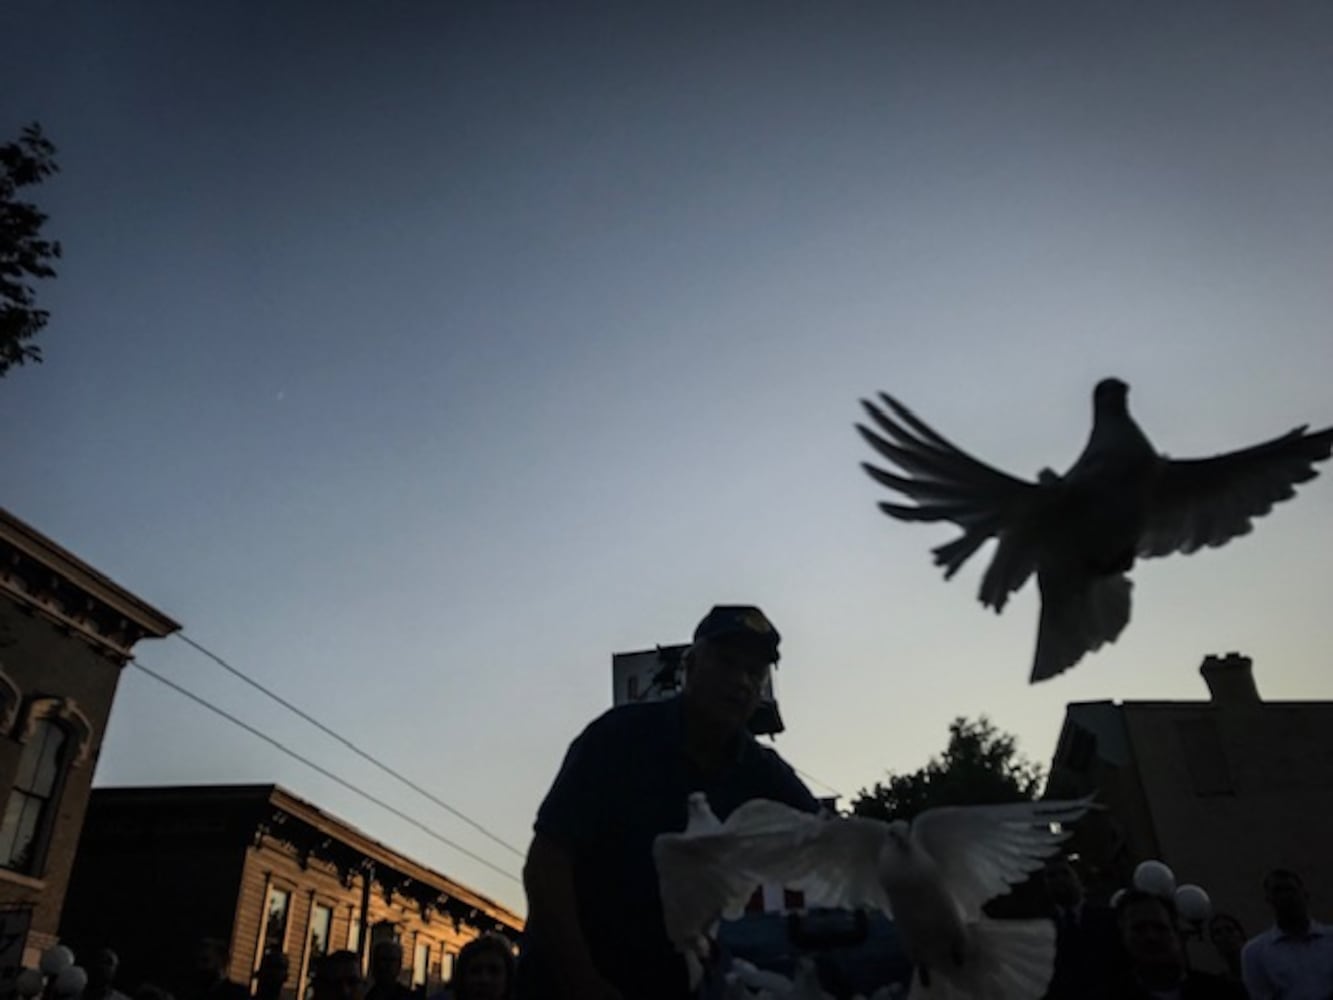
[653,799,891,960]
[857,393,1047,610]
[911,797,1096,918]
[1140,425,1333,558]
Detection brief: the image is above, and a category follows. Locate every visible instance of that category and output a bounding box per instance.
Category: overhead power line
[130,658,522,885]
[176,632,526,859]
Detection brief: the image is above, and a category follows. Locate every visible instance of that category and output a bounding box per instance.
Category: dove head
[1093,377,1129,414]
[684,791,722,833]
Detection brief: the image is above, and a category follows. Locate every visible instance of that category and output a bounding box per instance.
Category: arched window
[0,718,69,873]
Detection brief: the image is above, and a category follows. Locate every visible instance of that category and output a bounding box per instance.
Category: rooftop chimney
[1200,652,1260,706]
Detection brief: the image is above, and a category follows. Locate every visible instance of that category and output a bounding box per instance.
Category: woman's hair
[452,933,515,998]
[1209,912,1245,936]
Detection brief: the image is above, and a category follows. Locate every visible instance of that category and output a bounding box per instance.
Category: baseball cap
[692,605,781,662]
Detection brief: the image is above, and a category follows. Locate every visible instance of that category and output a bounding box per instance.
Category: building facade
[0,508,179,983]
[1046,652,1333,943]
[62,785,524,1000]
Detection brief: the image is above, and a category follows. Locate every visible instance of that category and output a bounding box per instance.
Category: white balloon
[1133,860,1176,898]
[16,968,45,997]
[40,946,75,977]
[53,965,87,997]
[1109,888,1126,909]
[1176,884,1213,923]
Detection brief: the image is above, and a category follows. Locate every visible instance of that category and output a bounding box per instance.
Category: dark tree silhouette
[1,123,61,377]
[850,716,1044,823]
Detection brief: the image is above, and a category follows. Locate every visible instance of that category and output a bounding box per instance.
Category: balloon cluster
[15,945,88,1000]
[1109,860,1213,926]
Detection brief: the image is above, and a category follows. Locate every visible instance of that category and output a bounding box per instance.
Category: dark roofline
[91,783,522,928]
[0,507,181,637]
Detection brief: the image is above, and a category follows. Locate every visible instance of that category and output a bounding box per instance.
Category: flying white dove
[655,793,1095,1000]
[857,378,1333,681]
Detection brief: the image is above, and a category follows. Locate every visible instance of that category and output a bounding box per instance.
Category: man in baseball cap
[516,604,816,1000]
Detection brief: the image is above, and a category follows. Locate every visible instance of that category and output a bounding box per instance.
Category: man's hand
[524,833,623,1000]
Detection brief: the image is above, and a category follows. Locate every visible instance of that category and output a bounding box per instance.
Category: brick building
[0,509,179,983]
[1046,652,1333,942]
[61,785,524,1000]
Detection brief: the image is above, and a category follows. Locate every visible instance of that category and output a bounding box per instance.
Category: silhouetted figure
[1242,868,1333,1000]
[190,939,248,1000]
[515,605,819,1000]
[440,935,513,1000]
[311,952,362,1000]
[253,952,288,1000]
[1042,857,1123,999]
[1207,913,1246,985]
[85,948,131,1000]
[363,943,412,1000]
[1101,890,1244,999]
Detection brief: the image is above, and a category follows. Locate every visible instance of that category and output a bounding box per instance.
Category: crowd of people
[1044,858,1332,999]
[65,935,515,1000]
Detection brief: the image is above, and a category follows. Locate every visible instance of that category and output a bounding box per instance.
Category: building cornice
[0,508,180,663]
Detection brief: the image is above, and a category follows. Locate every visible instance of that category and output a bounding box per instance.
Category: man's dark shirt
[515,696,819,1000]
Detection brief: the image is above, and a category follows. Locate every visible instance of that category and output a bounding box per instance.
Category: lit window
[0,720,69,873]
[304,904,332,996]
[412,942,429,988]
[264,887,292,955]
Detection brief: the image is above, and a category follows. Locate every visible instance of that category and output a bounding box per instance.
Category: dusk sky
[4,2,1332,912]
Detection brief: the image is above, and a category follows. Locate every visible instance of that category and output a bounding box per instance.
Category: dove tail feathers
[1031,573,1132,682]
[908,919,1055,1000]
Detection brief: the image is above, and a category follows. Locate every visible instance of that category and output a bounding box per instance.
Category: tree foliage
[850,716,1044,823]
[1,123,61,377]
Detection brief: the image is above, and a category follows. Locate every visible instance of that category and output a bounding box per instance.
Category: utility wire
[176,631,525,858]
[130,658,521,885]
[790,765,845,800]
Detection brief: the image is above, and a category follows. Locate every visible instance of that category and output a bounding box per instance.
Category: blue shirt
[1242,921,1333,1000]
[516,696,818,1000]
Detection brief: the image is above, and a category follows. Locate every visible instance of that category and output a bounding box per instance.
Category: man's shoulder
[746,738,805,778]
[583,697,678,740]
[738,740,818,810]
[1243,926,1280,953]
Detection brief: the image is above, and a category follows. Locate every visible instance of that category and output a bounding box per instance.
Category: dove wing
[910,797,1095,918]
[654,799,891,955]
[1140,424,1333,558]
[857,393,1049,611]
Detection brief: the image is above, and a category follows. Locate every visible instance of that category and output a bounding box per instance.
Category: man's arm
[522,833,621,1000]
[1241,938,1273,1000]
